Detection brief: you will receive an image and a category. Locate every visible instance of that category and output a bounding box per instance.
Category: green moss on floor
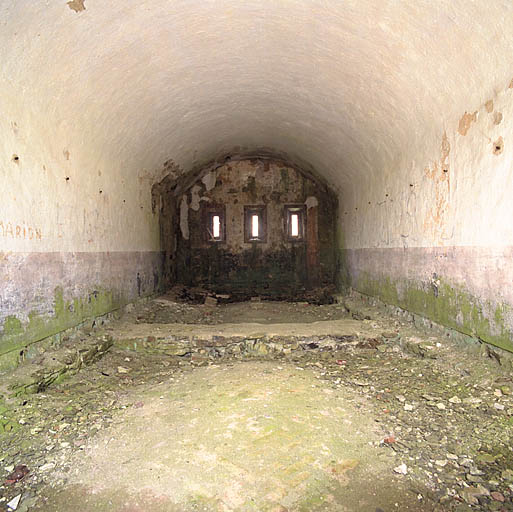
[354,272,513,353]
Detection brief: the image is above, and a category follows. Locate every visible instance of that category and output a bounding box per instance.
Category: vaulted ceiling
[2,0,512,190]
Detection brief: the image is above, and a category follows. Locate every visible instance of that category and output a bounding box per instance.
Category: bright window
[212,215,221,239]
[285,205,305,240]
[251,214,259,238]
[290,213,299,237]
[244,205,267,242]
[206,208,225,242]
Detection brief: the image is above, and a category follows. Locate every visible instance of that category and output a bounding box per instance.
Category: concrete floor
[2,295,513,511]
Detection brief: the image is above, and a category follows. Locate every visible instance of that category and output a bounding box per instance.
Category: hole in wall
[493,137,504,155]
[12,154,19,163]
[65,176,70,181]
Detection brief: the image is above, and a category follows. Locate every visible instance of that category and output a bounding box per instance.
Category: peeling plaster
[305,196,319,209]
[458,111,477,136]
[179,195,189,240]
[67,0,85,12]
[190,185,205,211]
[201,170,217,192]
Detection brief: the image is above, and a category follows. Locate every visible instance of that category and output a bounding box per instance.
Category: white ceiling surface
[1,0,512,189]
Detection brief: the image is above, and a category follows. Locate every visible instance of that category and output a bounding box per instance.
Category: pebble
[436,403,446,410]
[6,494,21,511]
[490,491,505,502]
[393,463,408,475]
[448,396,461,404]
[463,397,482,405]
[500,385,511,395]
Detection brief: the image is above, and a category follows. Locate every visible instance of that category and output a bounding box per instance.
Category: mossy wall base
[0,251,163,370]
[343,246,513,353]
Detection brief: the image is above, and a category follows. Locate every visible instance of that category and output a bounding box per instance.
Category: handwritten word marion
[0,221,42,240]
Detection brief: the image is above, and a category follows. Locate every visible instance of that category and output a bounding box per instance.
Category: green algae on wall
[0,287,124,370]
[354,273,513,353]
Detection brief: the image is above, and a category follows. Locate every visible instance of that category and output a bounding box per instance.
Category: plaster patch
[305,196,319,209]
[190,185,202,211]
[485,100,494,113]
[180,196,189,240]
[67,0,86,12]
[494,112,503,125]
[458,111,477,136]
[202,170,217,191]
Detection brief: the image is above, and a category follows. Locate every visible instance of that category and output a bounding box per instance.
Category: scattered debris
[1,294,513,511]
[204,296,218,307]
[394,463,408,475]
[5,465,29,485]
[6,494,21,511]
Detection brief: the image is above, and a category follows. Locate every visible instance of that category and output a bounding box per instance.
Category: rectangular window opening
[290,213,299,237]
[244,205,267,243]
[212,215,221,239]
[206,207,225,243]
[285,205,306,241]
[251,214,259,238]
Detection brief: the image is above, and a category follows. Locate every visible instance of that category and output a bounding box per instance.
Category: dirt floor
[1,293,513,511]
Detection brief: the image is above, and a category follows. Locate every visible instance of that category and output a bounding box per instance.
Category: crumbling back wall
[173,159,337,297]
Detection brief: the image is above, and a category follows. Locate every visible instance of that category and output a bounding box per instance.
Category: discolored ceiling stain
[458,111,478,136]
[67,0,85,13]
[494,112,503,125]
